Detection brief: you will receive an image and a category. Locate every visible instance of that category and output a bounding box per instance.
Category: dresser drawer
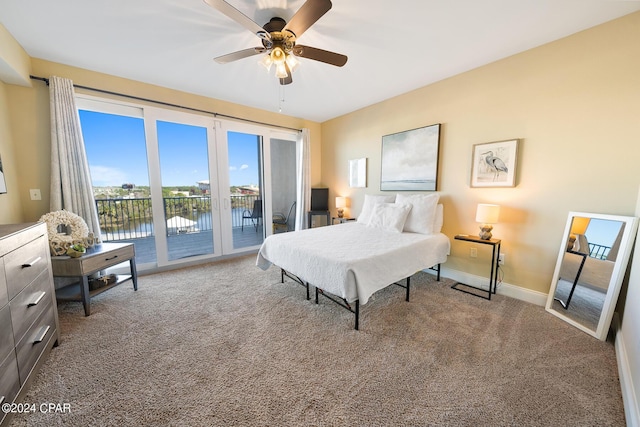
[10,269,54,345]
[0,258,7,308]
[0,305,14,359]
[5,236,49,300]
[0,351,20,415]
[15,305,56,385]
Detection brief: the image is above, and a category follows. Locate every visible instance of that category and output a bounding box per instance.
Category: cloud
[229,166,237,171]
[240,164,249,170]
[89,165,128,186]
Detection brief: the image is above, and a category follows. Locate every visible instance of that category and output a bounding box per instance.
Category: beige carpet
[13,255,625,426]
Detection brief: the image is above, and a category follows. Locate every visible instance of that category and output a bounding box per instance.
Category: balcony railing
[96,195,261,242]
[588,243,611,260]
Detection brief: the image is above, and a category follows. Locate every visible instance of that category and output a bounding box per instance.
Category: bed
[559,252,614,292]
[256,195,450,329]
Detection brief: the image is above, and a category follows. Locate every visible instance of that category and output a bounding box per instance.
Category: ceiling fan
[203,0,348,85]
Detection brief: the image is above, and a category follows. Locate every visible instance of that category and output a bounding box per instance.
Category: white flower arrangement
[39,210,99,256]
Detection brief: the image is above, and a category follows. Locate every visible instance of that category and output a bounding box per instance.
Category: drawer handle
[105,255,119,261]
[22,256,42,268]
[28,291,47,307]
[33,325,50,344]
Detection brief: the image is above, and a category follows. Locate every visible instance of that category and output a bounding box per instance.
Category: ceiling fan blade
[214,47,265,64]
[283,0,332,38]
[292,45,347,67]
[203,0,265,36]
[280,63,293,85]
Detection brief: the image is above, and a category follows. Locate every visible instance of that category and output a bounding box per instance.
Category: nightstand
[332,217,355,225]
[51,242,137,316]
[453,234,501,300]
[554,250,587,309]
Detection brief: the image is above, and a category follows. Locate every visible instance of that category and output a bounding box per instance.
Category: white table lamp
[336,197,347,218]
[476,204,500,240]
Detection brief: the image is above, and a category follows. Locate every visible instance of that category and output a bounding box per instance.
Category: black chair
[242,200,262,231]
[273,201,296,233]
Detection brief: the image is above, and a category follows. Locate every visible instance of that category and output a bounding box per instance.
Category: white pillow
[433,204,444,233]
[367,203,412,233]
[357,194,396,224]
[395,193,440,235]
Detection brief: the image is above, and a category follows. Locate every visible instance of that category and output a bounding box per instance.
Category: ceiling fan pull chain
[279,85,286,113]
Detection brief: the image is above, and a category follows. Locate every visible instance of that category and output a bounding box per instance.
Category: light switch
[29,189,42,201]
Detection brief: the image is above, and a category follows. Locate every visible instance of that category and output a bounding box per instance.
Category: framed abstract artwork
[380,123,441,191]
[470,139,519,188]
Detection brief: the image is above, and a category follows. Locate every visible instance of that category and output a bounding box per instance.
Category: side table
[51,242,137,316]
[554,250,587,309]
[332,217,355,225]
[453,235,501,300]
[308,210,330,228]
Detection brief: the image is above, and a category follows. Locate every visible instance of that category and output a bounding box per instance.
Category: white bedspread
[256,222,450,305]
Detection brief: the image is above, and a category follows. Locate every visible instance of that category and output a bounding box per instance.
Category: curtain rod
[29,75,302,132]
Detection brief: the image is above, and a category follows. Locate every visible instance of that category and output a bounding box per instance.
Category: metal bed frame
[280,264,441,330]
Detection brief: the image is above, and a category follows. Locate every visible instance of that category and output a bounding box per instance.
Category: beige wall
[1,12,638,294]
[0,80,23,222]
[321,12,640,295]
[0,59,322,224]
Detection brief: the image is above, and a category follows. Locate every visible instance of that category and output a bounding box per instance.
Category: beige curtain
[294,128,311,230]
[49,76,101,237]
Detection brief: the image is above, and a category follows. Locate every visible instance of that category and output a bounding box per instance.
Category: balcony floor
[111,225,265,264]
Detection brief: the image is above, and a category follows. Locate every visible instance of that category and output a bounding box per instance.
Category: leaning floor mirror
[546,212,639,340]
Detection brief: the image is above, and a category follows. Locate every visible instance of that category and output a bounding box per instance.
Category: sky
[79,110,260,187]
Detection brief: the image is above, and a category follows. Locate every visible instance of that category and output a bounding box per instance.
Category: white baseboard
[428,266,548,306]
[614,317,639,427]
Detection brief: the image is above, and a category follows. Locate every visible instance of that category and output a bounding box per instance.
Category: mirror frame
[545,212,639,340]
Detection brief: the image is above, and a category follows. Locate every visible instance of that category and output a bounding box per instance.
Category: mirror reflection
[546,212,638,340]
[552,217,623,331]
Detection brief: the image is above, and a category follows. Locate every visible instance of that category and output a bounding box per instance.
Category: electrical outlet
[29,189,42,201]
[470,247,477,258]
[498,253,505,265]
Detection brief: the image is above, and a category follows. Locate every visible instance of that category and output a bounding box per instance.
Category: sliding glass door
[156,120,215,261]
[78,100,158,264]
[224,131,265,250]
[78,95,299,271]
[270,137,297,233]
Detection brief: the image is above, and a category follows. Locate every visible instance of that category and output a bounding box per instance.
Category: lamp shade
[335,197,347,209]
[476,204,500,224]
[570,217,590,235]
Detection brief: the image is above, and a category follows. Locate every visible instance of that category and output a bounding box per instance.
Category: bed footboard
[315,288,361,330]
[280,268,310,300]
[430,264,441,281]
[314,277,410,330]
[277,265,440,330]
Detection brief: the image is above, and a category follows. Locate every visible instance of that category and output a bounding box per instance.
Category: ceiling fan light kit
[205,0,348,85]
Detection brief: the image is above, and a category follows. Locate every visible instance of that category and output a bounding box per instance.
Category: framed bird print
[470,139,519,187]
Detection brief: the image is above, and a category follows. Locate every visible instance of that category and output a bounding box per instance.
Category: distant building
[237,185,259,195]
[197,180,210,194]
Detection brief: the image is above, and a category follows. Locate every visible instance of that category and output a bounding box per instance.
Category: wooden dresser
[0,222,60,426]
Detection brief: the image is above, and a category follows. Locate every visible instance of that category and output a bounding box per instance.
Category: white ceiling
[1,1,639,122]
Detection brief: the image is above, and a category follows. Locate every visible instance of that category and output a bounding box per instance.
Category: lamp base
[337,208,344,218]
[479,224,493,240]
